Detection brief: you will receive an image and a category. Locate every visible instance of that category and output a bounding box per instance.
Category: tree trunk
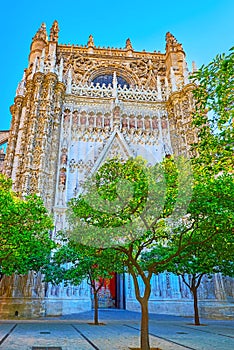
[93,290,99,325]
[127,258,152,349]
[192,287,200,325]
[140,298,150,350]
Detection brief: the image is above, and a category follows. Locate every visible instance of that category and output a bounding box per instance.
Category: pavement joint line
[172,323,234,339]
[123,324,197,350]
[71,324,100,350]
[217,333,234,339]
[0,324,17,346]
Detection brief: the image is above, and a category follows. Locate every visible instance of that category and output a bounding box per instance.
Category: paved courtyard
[0,309,233,350]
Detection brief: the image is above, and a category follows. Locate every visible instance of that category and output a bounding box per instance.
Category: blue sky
[1,0,234,130]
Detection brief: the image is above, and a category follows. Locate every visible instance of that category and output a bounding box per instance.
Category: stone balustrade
[71,82,165,102]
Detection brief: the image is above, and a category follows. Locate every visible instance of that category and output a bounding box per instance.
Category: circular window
[92,74,129,88]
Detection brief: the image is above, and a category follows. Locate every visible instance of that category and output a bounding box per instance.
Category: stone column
[4,96,24,179]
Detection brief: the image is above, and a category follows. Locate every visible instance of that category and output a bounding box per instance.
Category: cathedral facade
[1,21,233,319]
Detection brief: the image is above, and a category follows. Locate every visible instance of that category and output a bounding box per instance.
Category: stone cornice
[57,43,165,60]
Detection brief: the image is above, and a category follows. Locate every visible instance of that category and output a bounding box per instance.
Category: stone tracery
[1,21,233,320]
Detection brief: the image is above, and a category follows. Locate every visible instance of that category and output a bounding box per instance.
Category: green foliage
[149,47,234,326]
[192,48,233,129]
[191,47,234,175]
[44,232,125,325]
[155,214,234,325]
[44,239,124,287]
[65,153,233,348]
[69,157,149,229]
[67,156,234,273]
[154,225,234,278]
[0,174,54,279]
[67,156,193,249]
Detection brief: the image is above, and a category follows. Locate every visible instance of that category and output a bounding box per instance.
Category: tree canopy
[191,47,234,175]
[44,237,124,324]
[153,221,234,325]
[0,174,54,280]
[66,154,233,349]
[67,156,193,249]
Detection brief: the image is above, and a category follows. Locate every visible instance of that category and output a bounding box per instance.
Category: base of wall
[45,298,92,316]
[126,299,234,320]
[0,297,46,319]
[199,300,234,319]
[0,297,91,319]
[1,297,233,320]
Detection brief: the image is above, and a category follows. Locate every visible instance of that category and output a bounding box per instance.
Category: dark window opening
[92,74,129,88]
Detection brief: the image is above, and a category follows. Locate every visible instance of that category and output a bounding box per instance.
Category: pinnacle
[50,20,59,42]
[32,22,47,42]
[166,32,178,44]
[125,38,133,50]
[87,34,94,47]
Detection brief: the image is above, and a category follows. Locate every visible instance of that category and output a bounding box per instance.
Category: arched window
[92,74,129,88]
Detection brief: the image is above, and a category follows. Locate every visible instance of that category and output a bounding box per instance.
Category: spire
[192,61,198,72]
[112,72,118,103]
[29,23,47,67]
[157,76,162,100]
[165,32,183,51]
[49,20,59,42]
[166,32,178,45]
[164,76,169,98]
[66,67,73,94]
[32,22,47,42]
[183,61,189,85]
[87,34,94,48]
[32,56,39,75]
[170,67,177,92]
[39,48,45,73]
[50,47,56,73]
[125,38,133,50]
[59,57,64,82]
[16,71,26,96]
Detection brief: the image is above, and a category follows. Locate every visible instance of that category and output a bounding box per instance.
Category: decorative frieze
[3,22,232,320]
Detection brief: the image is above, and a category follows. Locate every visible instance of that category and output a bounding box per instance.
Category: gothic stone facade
[0,131,9,173]
[1,21,233,319]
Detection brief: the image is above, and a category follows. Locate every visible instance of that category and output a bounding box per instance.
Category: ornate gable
[91,129,134,175]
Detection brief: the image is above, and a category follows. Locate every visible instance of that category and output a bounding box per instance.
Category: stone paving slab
[0,310,233,350]
[76,323,188,350]
[0,323,93,350]
[0,325,15,339]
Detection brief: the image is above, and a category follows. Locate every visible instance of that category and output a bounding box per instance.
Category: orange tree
[144,173,234,326]
[44,239,124,325]
[0,174,54,282]
[165,241,233,326]
[65,156,233,350]
[191,47,233,175]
